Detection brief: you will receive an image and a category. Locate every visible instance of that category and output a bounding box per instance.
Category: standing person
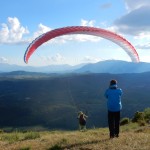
[104,79,123,138]
[77,111,88,131]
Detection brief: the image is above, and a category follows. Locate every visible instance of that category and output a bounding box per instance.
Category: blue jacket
[104,86,123,112]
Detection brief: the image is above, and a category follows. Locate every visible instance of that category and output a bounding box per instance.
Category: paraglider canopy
[24,26,140,63]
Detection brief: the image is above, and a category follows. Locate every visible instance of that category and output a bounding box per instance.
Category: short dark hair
[110,79,117,85]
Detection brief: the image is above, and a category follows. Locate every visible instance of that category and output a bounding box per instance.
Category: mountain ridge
[0,60,150,73]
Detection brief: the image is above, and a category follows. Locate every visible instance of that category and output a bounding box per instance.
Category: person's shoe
[114,134,119,138]
[110,135,114,139]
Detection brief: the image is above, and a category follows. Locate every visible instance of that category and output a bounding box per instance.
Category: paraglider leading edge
[24,26,140,63]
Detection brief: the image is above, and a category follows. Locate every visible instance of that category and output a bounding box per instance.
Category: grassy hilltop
[0,123,149,150]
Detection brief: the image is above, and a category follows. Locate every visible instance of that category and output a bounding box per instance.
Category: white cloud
[0,17,29,44]
[40,53,65,64]
[49,53,65,62]
[124,0,150,11]
[0,57,8,63]
[136,43,150,49]
[33,23,51,39]
[139,55,150,62]
[81,19,95,27]
[83,56,101,63]
[0,18,51,45]
[0,17,101,46]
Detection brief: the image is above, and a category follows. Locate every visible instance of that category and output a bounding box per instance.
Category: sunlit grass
[0,124,149,150]
[0,131,40,143]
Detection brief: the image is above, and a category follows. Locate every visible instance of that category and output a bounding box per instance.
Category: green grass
[0,131,40,143]
[120,122,139,131]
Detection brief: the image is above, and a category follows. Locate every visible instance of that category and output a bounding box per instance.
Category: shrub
[144,108,150,123]
[120,117,130,125]
[0,129,4,133]
[138,120,146,126]
[23,132,40,140]
[132,111,144,123]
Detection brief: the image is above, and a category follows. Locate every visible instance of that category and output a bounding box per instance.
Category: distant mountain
[76,60,150,73]
[0,60,150,73]
[0,63,86,73]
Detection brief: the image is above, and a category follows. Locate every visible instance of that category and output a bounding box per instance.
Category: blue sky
[0,0,150,66]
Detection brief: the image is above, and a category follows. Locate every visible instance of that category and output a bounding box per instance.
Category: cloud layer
[114,0,150,37]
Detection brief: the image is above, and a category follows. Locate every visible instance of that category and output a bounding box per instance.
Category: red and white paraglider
[24,26,139,63]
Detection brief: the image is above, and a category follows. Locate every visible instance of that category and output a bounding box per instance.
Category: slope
[0,124,149,150]
[0,72,150,130]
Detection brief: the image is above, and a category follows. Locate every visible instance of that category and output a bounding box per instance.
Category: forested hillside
[0,72,149,130]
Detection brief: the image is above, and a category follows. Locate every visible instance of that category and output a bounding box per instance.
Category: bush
[23,132,40,140]
[0,129,4,133]
[132,111,144,123]
[120,117,130,125]
[138,120,146,126]
[144,108,150,123]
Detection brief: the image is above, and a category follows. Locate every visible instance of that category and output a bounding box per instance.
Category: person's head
[78,111,83,115]
[109,79,117,89]
[110,79,117,85]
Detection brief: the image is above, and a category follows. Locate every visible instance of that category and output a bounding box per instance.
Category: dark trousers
[108,111,120,137]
